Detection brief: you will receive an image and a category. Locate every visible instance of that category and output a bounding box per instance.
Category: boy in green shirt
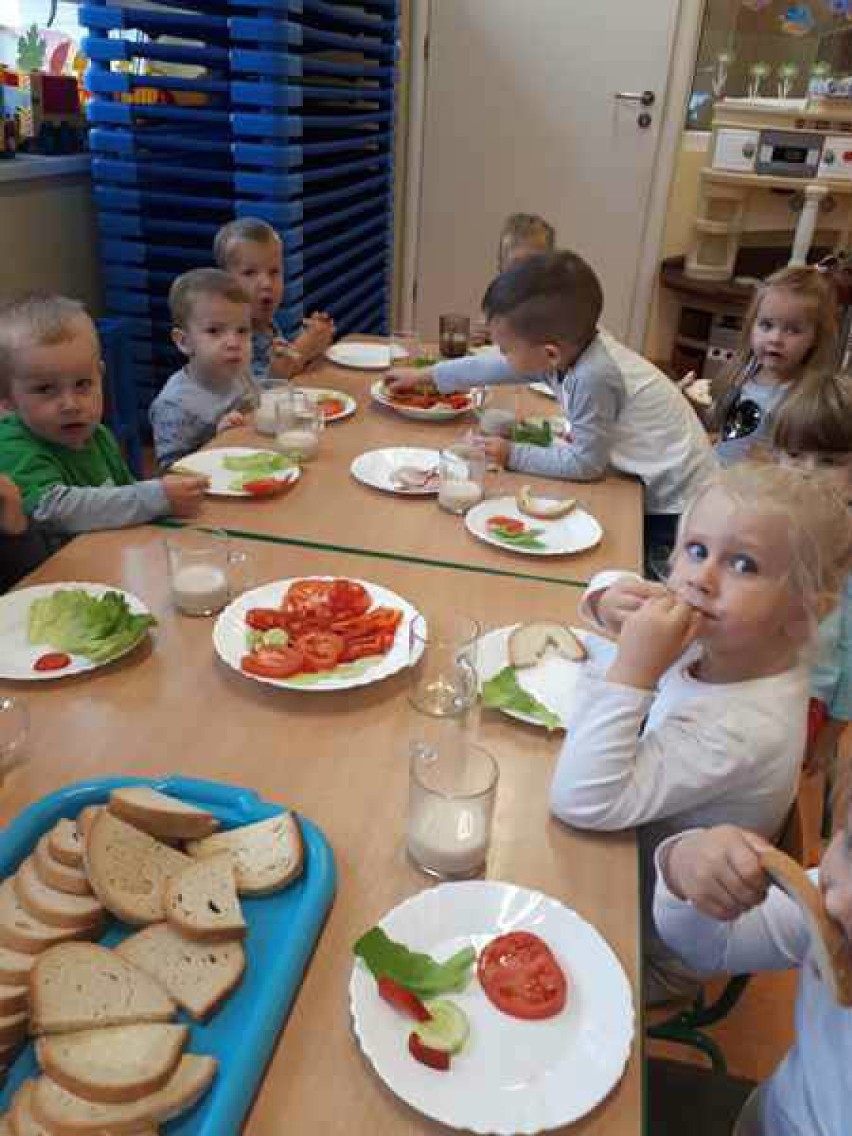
[0,295,207,534]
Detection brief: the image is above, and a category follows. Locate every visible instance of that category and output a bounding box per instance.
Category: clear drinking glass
[254,380,291,436]
[275,389,323,461]
[0,697,30,780]
[408,612,480,717]
[163,528,253,616]
[473,384,519,438]
[391,329,425,367]
[407,740,499,878]
[438,443,487,514]
[439,314,471,359]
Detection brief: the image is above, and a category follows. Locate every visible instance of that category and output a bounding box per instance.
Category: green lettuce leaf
[353,927,475,998]
[28,589,156,664]
[481,666,561,730]
[489,526,547,550]
[221,452,289,474]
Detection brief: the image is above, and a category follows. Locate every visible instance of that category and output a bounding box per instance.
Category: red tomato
[331,607,401,636]
[447,394,471,410]
[408,1032,450,1072]
[319,398,346,418]
[242,478,289,497]
[292,631,345,672]
[477,932,567,1021]
[486,516,525,534]
[377,977,432,1022]
[328,578,371,617]
[340,632,394,663]
[240,647,305,679]
[33,652,71,672]
[286,579,333,608]
[246,608,287,632]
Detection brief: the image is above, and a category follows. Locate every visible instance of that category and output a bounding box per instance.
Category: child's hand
[162,473,209,517]
[592,576,667,635]
[607,593,703,690]
[294,313,335,362]
[386,366,434,393]
[468,433,511,469]
[678,370,713,409]
[664,826,772,921]
[0,476,27,536]
[216,410,246,434]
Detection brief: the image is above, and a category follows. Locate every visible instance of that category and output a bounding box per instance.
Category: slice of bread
[0,985,27,1016]
[36,1023,188,1105]
[515,484,577,520]
[508,622,587,669]
[0,1011,27,1047]
[116,925,245,1020]
[0,947,35,985]
[185,813,303,896]
[13,861,103,931]
[33,836,92,899]
[75,809,101,850]
[32,1054,216,1134]
[109,788,219,841]
[9,1081,51,1136]
[30,943,176,1036]
[163,857,245,943]
[0,881,95,956]
[85,812,191,926]
[760,845,852,1006]
[47,821,83,871]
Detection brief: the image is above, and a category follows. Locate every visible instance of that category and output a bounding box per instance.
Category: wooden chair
[646,789,805,1073]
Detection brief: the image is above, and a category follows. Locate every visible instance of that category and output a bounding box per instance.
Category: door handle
[614,90,655,107]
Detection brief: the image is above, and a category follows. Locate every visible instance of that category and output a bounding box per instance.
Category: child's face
[777,449,852,502]
[819,812,852,942]
[225,239,284,330]
[9,318,103,450]
[173,295,252,384]
[489,315,574,375]
[667,487,799,656]
[751,289,817,382]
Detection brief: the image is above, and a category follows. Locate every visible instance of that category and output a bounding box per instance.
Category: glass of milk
[407,739,498,878]
[438,443,487,514]
[274,389,323,461]
[163,529,252,617]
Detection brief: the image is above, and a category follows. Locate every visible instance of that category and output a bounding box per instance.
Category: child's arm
[654,827,812,975]
[32,477,206,534]
[388,353,530,395]
[150,399,216,470]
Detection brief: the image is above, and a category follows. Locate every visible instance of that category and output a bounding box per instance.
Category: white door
[412,0,682,344]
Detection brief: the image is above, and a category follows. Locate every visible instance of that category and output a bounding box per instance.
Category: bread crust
[109,789,219,841]
[515,484,577,520]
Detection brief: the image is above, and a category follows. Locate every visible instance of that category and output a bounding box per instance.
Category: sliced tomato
[446,393,471,409]
[408,1031,450,1071]
[477,931,567,1021]
[340,631,395,662]
[240,646,305,679]
[330,607,402,636]
[486,515,526,534]
[319,398,346,418]
[286,579,333,608]
[377,977,431,1022]
[242,477,289,497]
[292,631,345,672]
[328,578,371,617]
[246,608,288,632]
[33,652,71,672]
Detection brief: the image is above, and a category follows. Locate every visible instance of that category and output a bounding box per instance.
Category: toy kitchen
[686,93,852,281]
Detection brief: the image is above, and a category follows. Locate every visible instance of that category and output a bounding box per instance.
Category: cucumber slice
[415,999,469,1055]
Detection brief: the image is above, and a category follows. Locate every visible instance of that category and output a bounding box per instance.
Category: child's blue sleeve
[811,608,842,708]
[150,398,214,469]
[433,352,548,392]
[827,577,852,722]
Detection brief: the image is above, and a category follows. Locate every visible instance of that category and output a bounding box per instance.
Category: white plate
[0,583,153,682]
[172,447,300,498]
[370,380,473,422]
[213,577,424,691]
[530,381,557,399]
[349,880,635,1134]
[350,447,441,496]
[477,625,615,729]
[296,387,357,423]
[326,342,407,370]
[465,496,602,557]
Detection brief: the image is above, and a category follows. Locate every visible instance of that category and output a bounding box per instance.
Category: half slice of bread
[515,484,577,520]
[109,788,219,841]
[47,821,84,870]
[163,857,245,942]
[33,836,92,899]
[0,881,95,956]
[30,943,176,1036]
[13,860,103,931]
[85,811,191,926]
[508,622,587,669]
[185,813,303,896]
[36,1023,188,1105]
[32,1054,216,1134]
[117,925,245,1020]
[760,845,852,1006]
[75,809,101,849]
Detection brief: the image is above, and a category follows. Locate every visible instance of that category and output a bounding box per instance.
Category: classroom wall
[643,131,709,364]
[0,174,102,313]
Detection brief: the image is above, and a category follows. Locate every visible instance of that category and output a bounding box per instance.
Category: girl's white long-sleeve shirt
[654,843,852,1136]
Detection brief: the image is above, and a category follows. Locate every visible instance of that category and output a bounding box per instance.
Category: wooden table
[0,528,641,1135]
[188,355,643,584]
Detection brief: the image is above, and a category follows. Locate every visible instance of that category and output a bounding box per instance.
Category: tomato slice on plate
[328,578,370,617]
[246,608,288,632]
[240,646,304,679]
[477,931,568,1021]
[292,631,345,672]
[486,516,525,534]
[319,398,346,418]
[377,977,432,1022]
[33,652,71,672]
[242,477,290,497]
[408,1031,450,1072]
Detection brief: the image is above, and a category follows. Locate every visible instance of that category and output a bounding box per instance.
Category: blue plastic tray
[0,775,336,1135]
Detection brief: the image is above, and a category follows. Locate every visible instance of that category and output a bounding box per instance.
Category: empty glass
[275,389,323,461]
[254,380,291,436]
[0,697,29,781]
[439,314,471,359]
[391,329,425,367]
[438,443,487,514]
[407,740,499,878]
[473,385,519,438]
[164,528,253,616]
[408,612,480,718]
